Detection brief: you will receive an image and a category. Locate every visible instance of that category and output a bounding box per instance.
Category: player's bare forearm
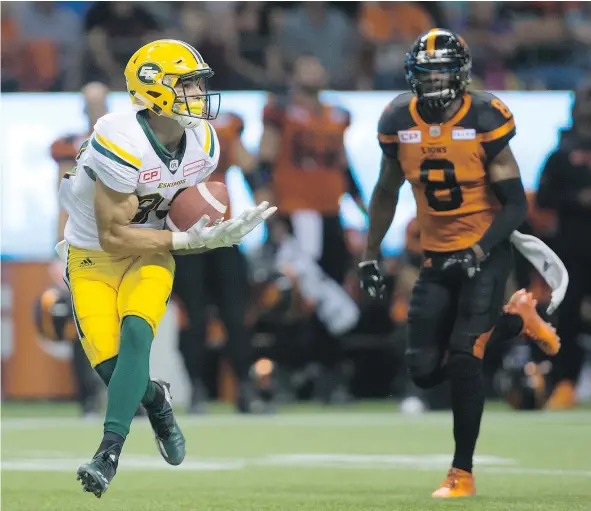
[101,223,174,256]
[477,146,527,255]
[365,188,398,260]
[363,154,405,260]
[95,179,174,256]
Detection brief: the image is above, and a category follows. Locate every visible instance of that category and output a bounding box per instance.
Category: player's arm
[363,154,405,260]
[467,94,527,259]
[95,181,219,256]
[94,178,174,255]
[359,153,404,299]
[359,100,406,298]
[474,145,528,258]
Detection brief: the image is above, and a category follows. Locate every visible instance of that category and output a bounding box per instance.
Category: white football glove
[225,201,277,244]
[172,201,277,251]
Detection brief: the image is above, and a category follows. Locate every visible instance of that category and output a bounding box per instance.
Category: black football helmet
[405,28,472,109]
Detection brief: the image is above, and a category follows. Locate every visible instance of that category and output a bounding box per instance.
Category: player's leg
[64,247,129,497]
[75,250,180,497]
[433,241,512,498]
[211,246,266,413]
[173,252,209,413]
[114,251,184,465]
[406,266,456,390]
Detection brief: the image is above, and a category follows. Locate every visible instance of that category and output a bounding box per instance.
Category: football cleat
[504,289,561,356]
[76,444,120,498]
[147,380,186,466]
[432,468,476,498]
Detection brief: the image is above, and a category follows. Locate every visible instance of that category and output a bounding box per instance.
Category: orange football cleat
[545,380,577,410]
[504,289,561,356]
[432,468,476,498]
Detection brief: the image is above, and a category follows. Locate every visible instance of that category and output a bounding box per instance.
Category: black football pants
[406,240,513,387]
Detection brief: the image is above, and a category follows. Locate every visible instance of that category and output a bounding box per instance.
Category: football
[166,181,229,232]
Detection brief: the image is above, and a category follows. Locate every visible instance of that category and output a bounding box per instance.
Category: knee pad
[406,348,445,389]
[447,352,482,380]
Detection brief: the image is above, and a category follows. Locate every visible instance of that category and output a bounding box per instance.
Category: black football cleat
[147,379,186,466]
[76,443,120,498]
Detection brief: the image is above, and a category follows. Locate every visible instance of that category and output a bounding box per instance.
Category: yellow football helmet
[124,39,220,126]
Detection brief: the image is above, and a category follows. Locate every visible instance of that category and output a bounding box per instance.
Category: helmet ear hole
[147,91,161,99]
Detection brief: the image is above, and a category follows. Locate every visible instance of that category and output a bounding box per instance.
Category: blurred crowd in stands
[3,1,591,93]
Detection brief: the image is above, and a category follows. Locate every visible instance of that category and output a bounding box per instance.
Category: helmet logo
[137,63,162,84]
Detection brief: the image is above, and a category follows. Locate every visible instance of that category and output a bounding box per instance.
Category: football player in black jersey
[359,29,561,497]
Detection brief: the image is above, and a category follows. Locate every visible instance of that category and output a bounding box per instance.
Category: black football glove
[440,248,485,278]
[358,260,385,299]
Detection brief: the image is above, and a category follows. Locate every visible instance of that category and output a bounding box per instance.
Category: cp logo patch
[137,63,161,84]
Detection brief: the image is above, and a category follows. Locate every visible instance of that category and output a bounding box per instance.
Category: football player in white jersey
[58,39,276,498]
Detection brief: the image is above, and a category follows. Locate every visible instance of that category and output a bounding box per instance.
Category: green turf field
[2,402,590,510]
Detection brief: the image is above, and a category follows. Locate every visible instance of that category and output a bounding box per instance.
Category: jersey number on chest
[419,159,464,212]
[132,188,188,225]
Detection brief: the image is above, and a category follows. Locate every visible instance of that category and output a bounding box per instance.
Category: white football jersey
[59,108,220,251]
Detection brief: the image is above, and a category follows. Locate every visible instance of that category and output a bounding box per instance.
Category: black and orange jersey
[378,91,516,252]
[51,133,89,164]
[263,97,350,214]
[209,112,245,181]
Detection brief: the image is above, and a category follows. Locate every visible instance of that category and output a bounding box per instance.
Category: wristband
[358,260,379,268]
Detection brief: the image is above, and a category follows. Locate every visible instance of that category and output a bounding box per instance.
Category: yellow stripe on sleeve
[95,133,141,169]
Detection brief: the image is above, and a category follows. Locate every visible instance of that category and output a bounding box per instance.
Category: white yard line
[3,453,591,477]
